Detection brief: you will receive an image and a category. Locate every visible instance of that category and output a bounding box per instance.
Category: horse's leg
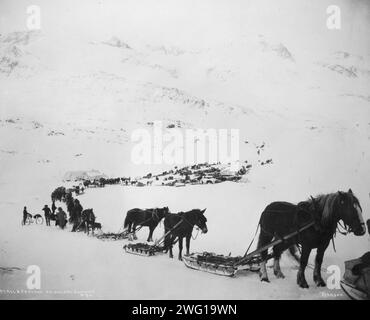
[257,231,273,282]
[297,245,311,288]
[147,226,154,242]
[185,235,191,255]
[163,228,169,253]
[313,242,329,287]
[132,223,138,240]
[178,237,183,261]
[272,243,286,279]
[169,236,174,258]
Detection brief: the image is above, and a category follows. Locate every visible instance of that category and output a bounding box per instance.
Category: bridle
[336,220,351,235]
[180,214,205,240]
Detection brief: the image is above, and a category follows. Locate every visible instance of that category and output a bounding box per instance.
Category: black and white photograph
[0,0,369,302]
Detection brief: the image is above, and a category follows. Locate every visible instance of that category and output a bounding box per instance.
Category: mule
[257,189,366,288]
[124,207,169,242]
[164,209,208,260]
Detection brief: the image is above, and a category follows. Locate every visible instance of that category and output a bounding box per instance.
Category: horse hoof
[274,271,285,279]
[178,257,183,261]
[260,275,270,283]
[315,280,326,287]
[298,282,309,289]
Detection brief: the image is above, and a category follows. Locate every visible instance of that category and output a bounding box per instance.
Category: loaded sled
[182,221,315,277]
[123,220,183,257]
[123,243,163,256]
[97,229,133,241]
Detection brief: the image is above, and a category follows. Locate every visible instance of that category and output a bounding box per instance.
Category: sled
[97,229,132,241]
[340,280,369,300]
[182,221,316,277]
[97,222,148,241]
[123,220,183,257]
[340,253,370,300]
[123,243,163,256]
[182,252,265,277]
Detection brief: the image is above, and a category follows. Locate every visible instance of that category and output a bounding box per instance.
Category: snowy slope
[0,0,369,299]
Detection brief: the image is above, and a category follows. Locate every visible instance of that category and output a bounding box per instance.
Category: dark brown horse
[124,207,169,241]
[80,209,96,235]
[257,189,366,288]
[164,209,208,260]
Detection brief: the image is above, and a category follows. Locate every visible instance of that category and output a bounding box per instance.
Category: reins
[180,215,203,239]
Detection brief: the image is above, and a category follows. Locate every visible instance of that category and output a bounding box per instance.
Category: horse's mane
[309,193,339,227]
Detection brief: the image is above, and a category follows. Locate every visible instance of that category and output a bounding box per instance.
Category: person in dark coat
[56,207,67,229]
[23,206,29,225]
[42,205,52,226]
[71,199,83,232]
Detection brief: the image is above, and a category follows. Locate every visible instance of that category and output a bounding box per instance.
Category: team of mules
[123,189,366,288]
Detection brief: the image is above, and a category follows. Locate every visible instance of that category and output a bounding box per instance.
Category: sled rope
[243,222,260,257]
[235,221,316,267]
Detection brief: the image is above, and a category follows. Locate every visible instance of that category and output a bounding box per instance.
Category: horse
[124,207,169,242]
[163,209,208,260]
[257,189,366,288]
[80,209,96,235]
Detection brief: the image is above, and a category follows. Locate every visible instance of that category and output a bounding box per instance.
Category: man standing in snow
[22,206,29,225]
[42,204,52,226]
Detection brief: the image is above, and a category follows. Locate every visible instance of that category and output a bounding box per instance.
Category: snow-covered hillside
[0,0,369,299]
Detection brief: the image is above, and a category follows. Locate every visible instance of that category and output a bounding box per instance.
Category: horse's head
[338,189,366,236]
[157,207,170,219]
[195,208,208,234]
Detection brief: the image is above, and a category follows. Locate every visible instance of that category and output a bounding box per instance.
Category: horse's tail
[124,212,131,229]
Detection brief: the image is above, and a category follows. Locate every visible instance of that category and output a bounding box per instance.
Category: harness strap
[155,219,183,247]
[337,221,349,235]
[244,222,260,257]
[181,215,205,240]
[238,221,316,266]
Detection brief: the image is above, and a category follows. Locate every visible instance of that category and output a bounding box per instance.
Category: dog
[93,222,102,230]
